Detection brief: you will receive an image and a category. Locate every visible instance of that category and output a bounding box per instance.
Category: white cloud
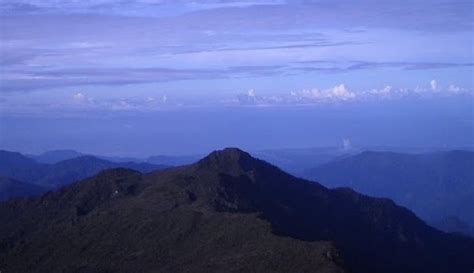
[331,84,355,100]
[342,138,352,150]
[430,79,438,91]
[447,84,464,93]
[236,89,259,105]
[363,85,412,99]
[247,89,256,97]
[72,92,90,103]
[291,84,356,102]
[233,81,472,107]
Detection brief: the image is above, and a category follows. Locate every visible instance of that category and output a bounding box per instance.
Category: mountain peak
[208,147,251,160]
[197,148,256,174]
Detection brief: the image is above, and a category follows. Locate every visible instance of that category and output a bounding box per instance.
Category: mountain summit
[1,148,473,273]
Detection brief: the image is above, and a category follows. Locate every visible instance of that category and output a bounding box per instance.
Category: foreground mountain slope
[0,148,473,273]
[433,216,474,237]
[306,150,474,227]
[0,167,344,273]
[0,177,47,201]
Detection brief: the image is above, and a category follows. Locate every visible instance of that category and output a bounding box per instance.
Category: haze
[0,0,473,156]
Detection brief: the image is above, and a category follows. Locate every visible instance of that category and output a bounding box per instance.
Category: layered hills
[0,148,472,273]
[0,150,167,199]
[306,150,474,230]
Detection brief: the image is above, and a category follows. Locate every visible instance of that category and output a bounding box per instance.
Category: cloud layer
[233,80,473,107]
[0,0,472,116]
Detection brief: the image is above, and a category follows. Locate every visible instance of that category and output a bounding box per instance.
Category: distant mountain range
[0,150,168,200]
[23,147,355,173]
[28,149,201,166]
[24,146,472,172]
[29,147,355,173]
[28,149,146,164]
[0,148,472,273]
[147,154,202,166]
[251,147,357,174]
[305,150,474,235]
[28,149,86,164]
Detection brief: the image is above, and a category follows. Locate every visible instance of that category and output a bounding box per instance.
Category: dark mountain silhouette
[432,216,474,238]
[0,177,47,201]
[306,150,474,227]
[0,150,168,194]
[0,148,472,273]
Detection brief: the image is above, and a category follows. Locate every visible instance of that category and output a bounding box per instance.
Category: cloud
[295,61,474,74]
[1,0,472,118]
[290,84,356,102]
[1,4,472,94]
[236,89,285,106]
[0,0,284,16]
[236,89,259,105]
[430,80,438,91]
[232,81,473,107]
[2,80,472,117]
[72,92,91,103]
[331,84,355,100]
[234,84,358,106]
[342,139,351,150]
[1,64,289,92]
[447,84,463,93]
[247,89,256,97]
[3,0,472,32]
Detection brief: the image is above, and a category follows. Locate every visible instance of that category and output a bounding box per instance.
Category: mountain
[30,149,84,164]
[34,156,166,188]
[251,147,357,174]
[30,149,146,164]
[147,154,202,166]
[0,177,47,201]
[0,150,168,192]
[96,155,145,163]
[0,150,49,182]
[432,216,474,238]
[0,148,472,273]
[306,150,474,227]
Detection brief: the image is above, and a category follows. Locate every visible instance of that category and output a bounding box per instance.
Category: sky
[0,0,473,156]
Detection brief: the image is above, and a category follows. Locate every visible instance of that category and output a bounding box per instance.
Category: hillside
[0,148,472,273]
[0,150,168,192]
[306,150,474,227]
[0,177,47,201]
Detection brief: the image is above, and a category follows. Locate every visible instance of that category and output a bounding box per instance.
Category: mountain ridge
[1,148,472,273]
[0,150,168,200]
[305,150,474,229]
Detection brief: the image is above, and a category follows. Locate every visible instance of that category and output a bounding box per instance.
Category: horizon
[3,143,474,160]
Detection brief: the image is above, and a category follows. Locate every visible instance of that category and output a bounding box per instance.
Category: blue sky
[0,0,473,155]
